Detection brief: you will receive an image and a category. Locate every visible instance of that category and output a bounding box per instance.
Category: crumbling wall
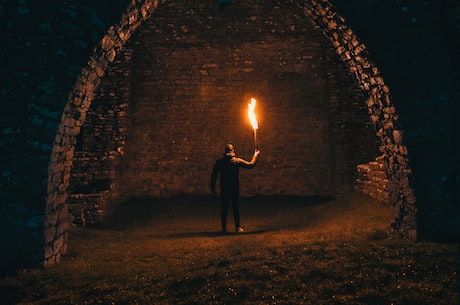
[302,0,417,239]
[44,0,162,266]
[66,50,131,227]
[2,0,429,270]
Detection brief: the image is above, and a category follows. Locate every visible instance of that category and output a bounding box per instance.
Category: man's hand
[254,149,260,157]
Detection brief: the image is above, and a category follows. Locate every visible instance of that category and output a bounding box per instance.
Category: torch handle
[254,129,258,150]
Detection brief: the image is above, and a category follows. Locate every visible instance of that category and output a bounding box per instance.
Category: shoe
[236,227,244,234]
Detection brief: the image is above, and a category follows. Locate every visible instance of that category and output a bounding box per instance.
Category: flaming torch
[247,98,258,149]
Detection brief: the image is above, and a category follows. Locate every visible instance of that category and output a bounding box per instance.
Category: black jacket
[210,152,258,192]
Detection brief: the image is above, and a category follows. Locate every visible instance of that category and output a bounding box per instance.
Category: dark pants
[220,188,240,232]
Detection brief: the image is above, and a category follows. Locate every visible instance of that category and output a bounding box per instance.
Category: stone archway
[44,0,162,266]
[301,0,416,238]
[44,0,416,266]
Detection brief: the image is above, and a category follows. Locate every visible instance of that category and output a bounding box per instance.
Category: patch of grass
[0,193,458,304]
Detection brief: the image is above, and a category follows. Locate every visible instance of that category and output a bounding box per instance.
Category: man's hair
[225,143,234,153]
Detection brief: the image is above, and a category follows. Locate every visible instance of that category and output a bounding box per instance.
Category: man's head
[224,143,235,156]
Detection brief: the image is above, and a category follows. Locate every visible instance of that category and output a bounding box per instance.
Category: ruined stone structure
[1,0,458,270]
[45,0,412,266]
[68,0,379,211]
[303,0,417,238]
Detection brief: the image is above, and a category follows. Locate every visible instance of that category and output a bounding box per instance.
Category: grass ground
[0,193,458,304]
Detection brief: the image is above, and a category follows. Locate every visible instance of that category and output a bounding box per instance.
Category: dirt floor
[1,193,458,304]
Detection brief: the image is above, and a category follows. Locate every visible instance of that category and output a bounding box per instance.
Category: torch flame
[248,98,258,130]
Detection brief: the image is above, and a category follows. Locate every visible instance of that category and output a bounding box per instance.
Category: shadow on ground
[99,194,336,233]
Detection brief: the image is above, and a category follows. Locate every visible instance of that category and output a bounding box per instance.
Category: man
[210,143,260,234]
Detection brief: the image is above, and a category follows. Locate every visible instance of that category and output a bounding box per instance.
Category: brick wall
[67,51,131,226]
[97,0,378,201]
[9,0,455,269]
[66,0,379,226]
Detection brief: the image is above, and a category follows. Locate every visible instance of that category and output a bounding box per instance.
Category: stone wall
[39,0,406,266]
[355,157,388,202]
[44,0,161,266]
[66,51,131,226]
[301,0,417,238]
[106,0,378,199]
[4,0,456,270]
[333,0,459,240]
[0,0,128,272]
